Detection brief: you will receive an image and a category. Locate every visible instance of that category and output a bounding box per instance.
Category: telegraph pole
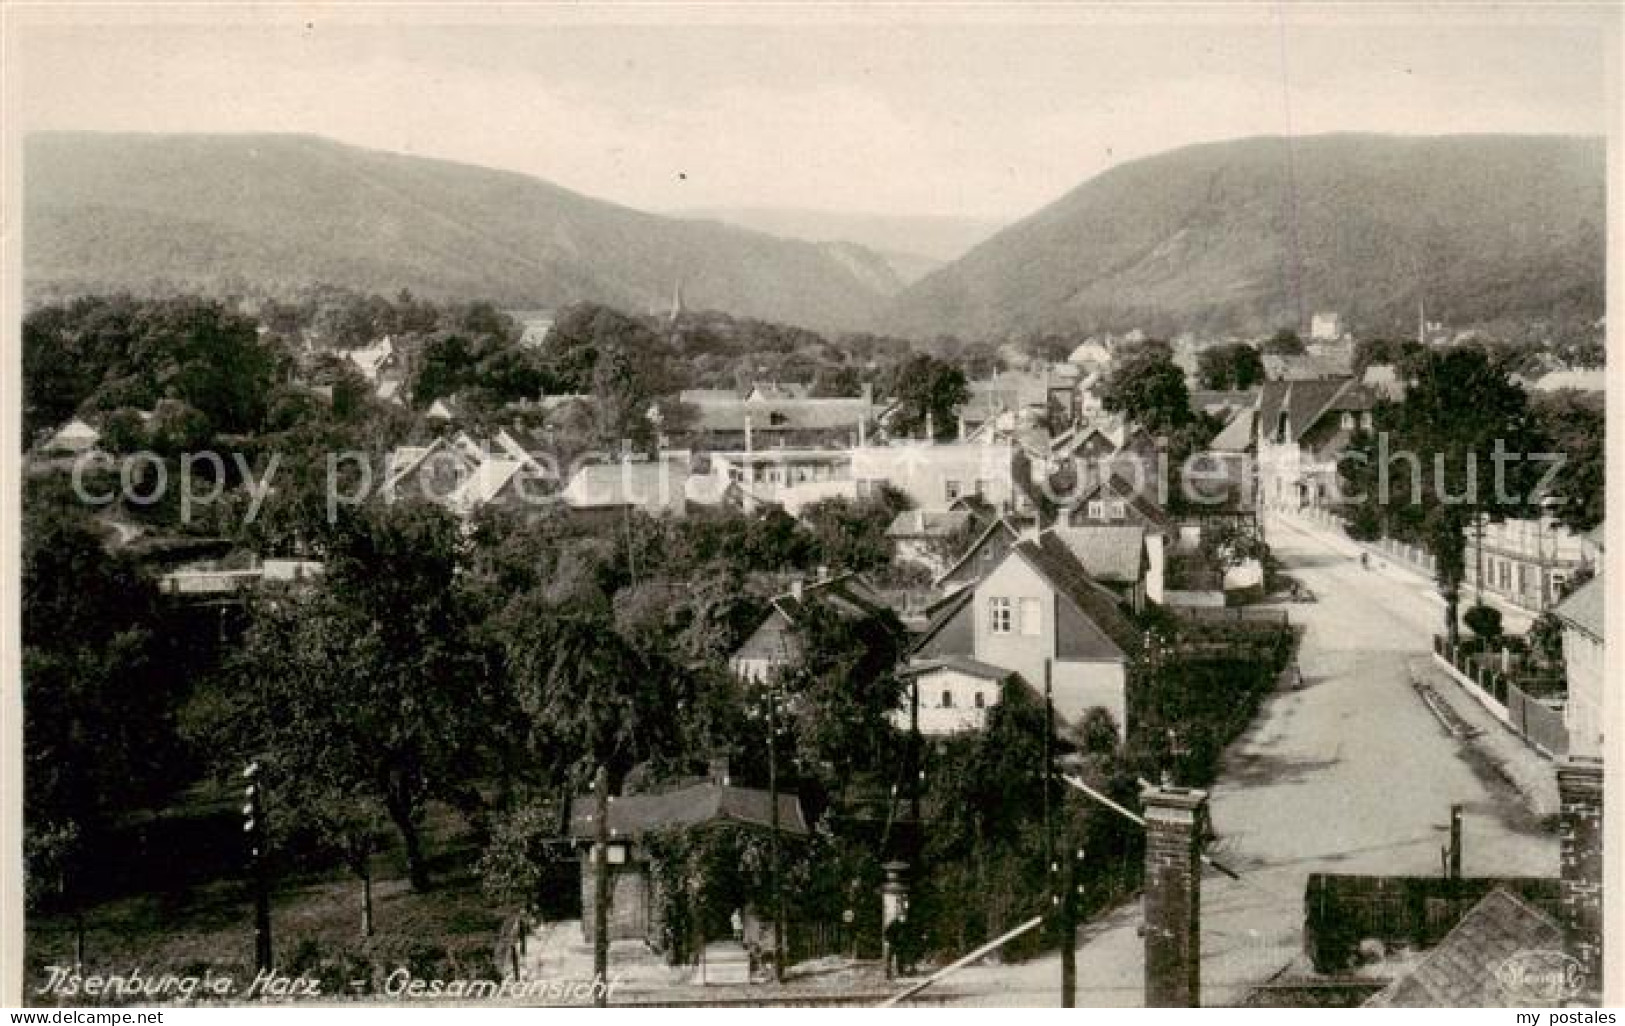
[768,687,786,983]
[593,765,609,1007]
[1061,843,1079,1007]
[242,761,273,973]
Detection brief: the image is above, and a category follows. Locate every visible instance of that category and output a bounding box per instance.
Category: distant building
[1530,369,1606,394]
[1255,377,1374,509]
[886,508,978,574]
[851,440,1029,514]
[690,448,854,515]
[1463,515,1595,613]
[560,454,689,518]
[42,417,101,455]
[676,385,876,450]
[383,430,556,517]
[729,573,894,683]
[1309,311,1343,342]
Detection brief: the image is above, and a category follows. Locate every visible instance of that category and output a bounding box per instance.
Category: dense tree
[238,500,485,890]
[1100,348,1193,434]
[1261,328,1306,355]
[1195,343,1264,390]
[1340,347,1545,644]
[1530,389,1605,532]
[885,353,969,441]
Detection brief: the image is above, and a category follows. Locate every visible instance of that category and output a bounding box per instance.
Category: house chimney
[958,414,967,441]
[745,414,754,455]
[1556,758,1604,997]
[789,579,803,600]
[925,411,935,442]
[1142,783,1208,1007]
[858,414,867,448]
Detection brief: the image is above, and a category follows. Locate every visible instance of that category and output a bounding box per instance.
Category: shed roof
[569,781,809,839]
[1365,889,1565,1007]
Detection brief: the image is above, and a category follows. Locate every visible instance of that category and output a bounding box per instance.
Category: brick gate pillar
[1142,784,1208,1008]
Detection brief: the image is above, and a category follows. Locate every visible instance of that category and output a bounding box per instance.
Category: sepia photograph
[1,2,1618,1011]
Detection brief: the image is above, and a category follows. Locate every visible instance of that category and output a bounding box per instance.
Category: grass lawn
[25,794,510,1006]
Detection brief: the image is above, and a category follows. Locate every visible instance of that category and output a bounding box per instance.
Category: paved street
[942,509,1558,1006]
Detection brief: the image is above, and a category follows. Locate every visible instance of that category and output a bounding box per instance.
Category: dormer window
[1087,500,1105,519]
[1108,500,1127,519]
[1341,412,1355,431]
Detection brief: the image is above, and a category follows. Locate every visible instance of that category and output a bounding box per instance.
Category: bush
[1464,604,1503,640]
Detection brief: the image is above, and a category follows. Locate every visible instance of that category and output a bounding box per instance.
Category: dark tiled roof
[686,397,873,433]
[1018,535,1142,657]
[1257,377,1371,445]
[911,585,975,659]
[569,782,810,838]
[1047,525,1147,584]
[931,517,1021,587]
[1073,475,1172,529]
[1365,889,1565,1007]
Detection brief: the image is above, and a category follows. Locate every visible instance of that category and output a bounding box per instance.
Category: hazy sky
[9,5,1616,221]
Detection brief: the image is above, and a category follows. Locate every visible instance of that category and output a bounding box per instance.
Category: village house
[1463,515,1596,613]
[729,572,894,683]
[688,448,854,515]
[560,453,690,518]
[570,772,809,950]
[851,439,1031,514]
[901,530,1141,737]
[41,416,101,455]
[932,517,1022,594]
[1554,575,1604,759]
[674,385,877,451]
[885,508,978,574]
[383,430,556,517]
[1255,377,1375,510]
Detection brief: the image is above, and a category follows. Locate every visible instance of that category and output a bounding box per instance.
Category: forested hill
[885,134,1605,341]
[23,132,902,332]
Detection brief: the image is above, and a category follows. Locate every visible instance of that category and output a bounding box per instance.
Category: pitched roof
[902,655,1013,681]
[1046,525,1148,584]
[910,585,975,658]
[931,517,1021,588]
[1207,408,1256,452]
[1015,535,1142,657]
[568,781,809,839]
[1365,889,1565,1007]
[1554,575,1604,641]
[1257,377,1370,445]
[1073,476,1171,529]
[1532,369,1606,393]
[886,508,976,539]
[685,397,873,433]
[562,458,688,513]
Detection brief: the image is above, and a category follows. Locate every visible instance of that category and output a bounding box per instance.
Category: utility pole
[592,765,609,1007]
[242,761,273,973]
[1043,659,1054,872]
[1061,843,1079,1008]
[768,686,786,983]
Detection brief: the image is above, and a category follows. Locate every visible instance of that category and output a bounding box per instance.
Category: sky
[8,4,1617,222]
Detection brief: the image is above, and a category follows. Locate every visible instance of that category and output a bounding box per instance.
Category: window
[945,479,963,502]
[1275,411,1290,444]
[1361,412,1374,430]
[974,692,986,709]
[1019,598,1042,636]
[1087,500,1105,519]
[1341,412,1355,430]
[976,478,994,497]
[941,690,954,709]
[989,597,1013,634]
[1108,500,1127,519]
